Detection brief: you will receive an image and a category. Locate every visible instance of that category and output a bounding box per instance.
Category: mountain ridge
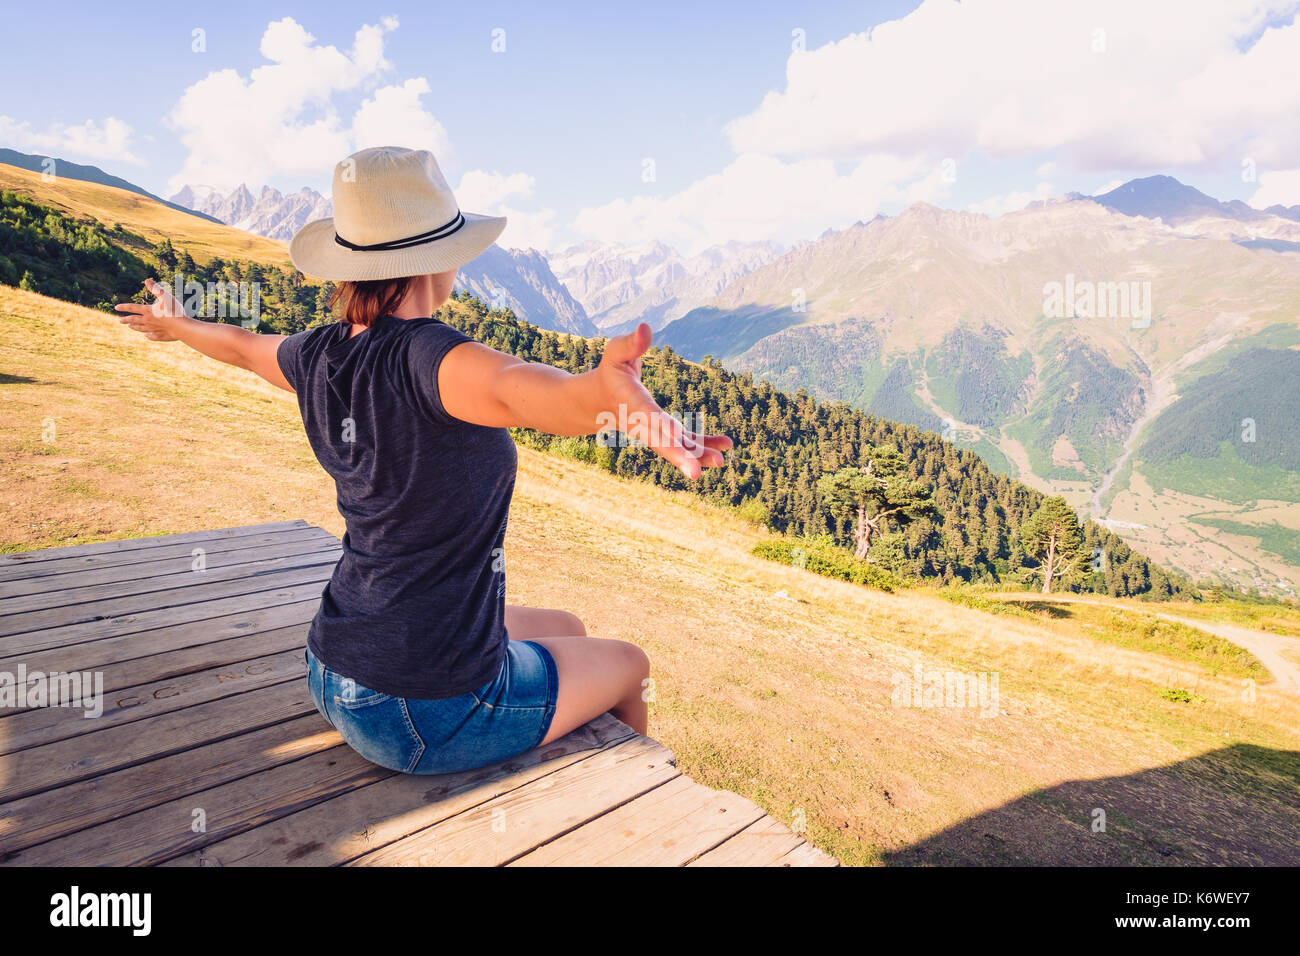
[654,179,1300,594]
[0,149,222,224]
[166,181,595,335]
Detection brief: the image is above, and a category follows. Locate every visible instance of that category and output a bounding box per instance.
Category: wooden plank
[0,579,330,655]
[771,840,838,867]
[0,543,339,616]
[1,625,306,710]
[164,713,638,867]
[0,526,830,868]
[0,526,335,587]
[8,742,389,866]
[509,773,766,866]
[0,601,318,682]
[0,554,339,635]
[346,734,679,867]
[0,647,305,755]
[0,528,338,594]
[0,587,323,660]
[0,521,312,567]
[686,815,809,866]
[0,714,338,856]
[0,679,315,802]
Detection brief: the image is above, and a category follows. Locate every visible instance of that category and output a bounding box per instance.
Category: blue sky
[3,0,1299,253]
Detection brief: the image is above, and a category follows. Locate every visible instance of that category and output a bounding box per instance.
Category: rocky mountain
[1094,174,1300,248]
[169,184,333,242]
[656,180,1300,594]
[455,245,596,336]
[551,238,783,332]
[167,183,594,335]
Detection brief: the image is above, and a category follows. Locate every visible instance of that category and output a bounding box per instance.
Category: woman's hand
[112,278,292,390]
[114,278,188,341]
[594,323,732,479]
[437,321,734,477]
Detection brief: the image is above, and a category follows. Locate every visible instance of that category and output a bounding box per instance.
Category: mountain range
[167,182,597,335]
[1091,174,1300,250]
[170,183,332,241]
[163,182,792,340]
[549,238,784,333]
[72,157,1300,593]
[651,178,1300,595]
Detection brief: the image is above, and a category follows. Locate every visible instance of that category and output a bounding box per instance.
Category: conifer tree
[1021,496,1087,593]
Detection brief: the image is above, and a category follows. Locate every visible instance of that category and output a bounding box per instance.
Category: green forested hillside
[0,189,1184,597]
[923,326,1032,429]
[0,189,333,329]
[1138,348,1300,503]
[1008,335,1143,478]
[444,293,1183,597]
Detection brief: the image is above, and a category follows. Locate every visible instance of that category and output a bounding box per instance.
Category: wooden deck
[0,521,834,867]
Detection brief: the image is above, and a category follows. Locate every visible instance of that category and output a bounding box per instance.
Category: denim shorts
[305,640,559,775]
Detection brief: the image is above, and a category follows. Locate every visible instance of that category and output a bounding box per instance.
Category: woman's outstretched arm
[437,323,732,479]
[114,278,291,392]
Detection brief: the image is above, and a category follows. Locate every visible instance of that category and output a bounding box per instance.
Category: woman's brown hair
[328,276,416,328]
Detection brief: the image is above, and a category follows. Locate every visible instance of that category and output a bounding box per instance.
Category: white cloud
[455,170,557,252]
[456,170,535,209]
[573,153,947,254]
[0,115,141,165]
[492,208,558,253]
[1091,179,1126,196]
[966,182,1055,217]
[352,78,452,158]
[724,0,1300,172]
[162,17,552,250]
[572,0,1300,249]
[1248,168,1300,208]
[165,17,454,193]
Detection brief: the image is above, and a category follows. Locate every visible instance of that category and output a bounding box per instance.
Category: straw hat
[289,146,507,281]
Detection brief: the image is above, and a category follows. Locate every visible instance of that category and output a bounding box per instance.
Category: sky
[3,0,1300,254]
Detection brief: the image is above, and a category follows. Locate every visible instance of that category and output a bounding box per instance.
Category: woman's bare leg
[505,604,587,639]
[504,604,650,741]
[529,635,649,741]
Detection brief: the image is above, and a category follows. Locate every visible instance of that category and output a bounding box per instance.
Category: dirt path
[993,592,1300,694]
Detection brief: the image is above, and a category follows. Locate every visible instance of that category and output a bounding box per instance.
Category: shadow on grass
[0,373,39,385]
[885,743,1300,865]
[1016,601,1075,619]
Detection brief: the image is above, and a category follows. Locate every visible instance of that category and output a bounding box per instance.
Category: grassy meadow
[2,285,1298,865]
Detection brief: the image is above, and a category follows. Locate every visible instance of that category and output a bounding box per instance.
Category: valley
[3,284,1297,865]
[9,150,1298,596]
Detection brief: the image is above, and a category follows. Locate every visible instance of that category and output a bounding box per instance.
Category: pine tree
[817,445,936,558]
[1021,497,1088,593]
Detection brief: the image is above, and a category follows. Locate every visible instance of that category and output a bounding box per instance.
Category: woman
[115,146,731,775]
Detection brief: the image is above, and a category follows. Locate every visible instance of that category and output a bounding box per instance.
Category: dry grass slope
[0,164,292,267]
[2,285,1298,865]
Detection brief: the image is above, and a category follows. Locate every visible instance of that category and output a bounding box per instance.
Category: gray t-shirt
[277,314,515,698]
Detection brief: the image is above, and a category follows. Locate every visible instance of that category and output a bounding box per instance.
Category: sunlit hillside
[0,163,292,268]
[3,285,1297,865]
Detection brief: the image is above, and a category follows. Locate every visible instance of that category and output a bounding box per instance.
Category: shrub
[734,496,769,527]
[752,534,897,592]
